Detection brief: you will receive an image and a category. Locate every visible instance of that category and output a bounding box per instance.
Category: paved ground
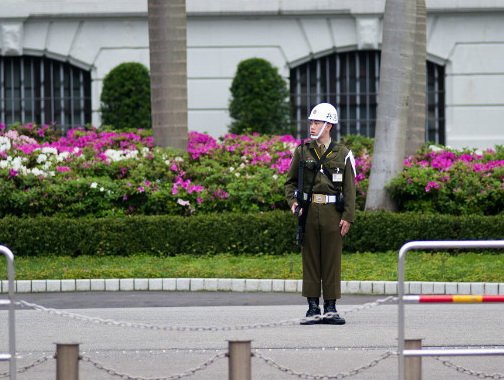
[1,292,503,379]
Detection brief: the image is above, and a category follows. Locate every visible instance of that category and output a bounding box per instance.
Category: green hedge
[1,211,502,257]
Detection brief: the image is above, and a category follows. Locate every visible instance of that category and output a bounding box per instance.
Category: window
[290,50,445,144]
[0,55,92,130]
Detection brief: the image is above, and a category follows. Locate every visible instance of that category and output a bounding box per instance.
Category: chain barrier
[18,296,396,333]
[81,352,226,380]
[433,356,504,379]
[253,350,395,379]
[0,354,53,378]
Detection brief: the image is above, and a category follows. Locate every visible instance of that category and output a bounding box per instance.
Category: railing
[0,245,16,380]
[397,240,504,380]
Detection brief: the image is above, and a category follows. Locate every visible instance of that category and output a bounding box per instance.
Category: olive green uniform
[284,140,356,299]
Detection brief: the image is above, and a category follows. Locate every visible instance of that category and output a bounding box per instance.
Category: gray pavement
[1,292,503,379]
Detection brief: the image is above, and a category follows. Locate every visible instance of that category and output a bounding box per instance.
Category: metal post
[0,245,16,380]
[228,340,251,380]
[398,240,504,380]
[56,343,80,380]
[405,339,422,380]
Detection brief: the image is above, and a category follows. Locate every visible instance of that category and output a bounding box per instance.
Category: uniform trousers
[301,202,343,300]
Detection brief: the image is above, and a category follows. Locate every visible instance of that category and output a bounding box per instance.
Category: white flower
[104,149,123,162]
[177,198,190,206]
[235,172,241,177]
[0,136,11,152]
[90,182,98,189]
[57,152,70,162]
[41,147,58,155]
[429,145,443,152]
[99,187,105,192]
[174,156,184,162]
[229,167,235,172]
[12,157,24,171]
[272,174,278,180]
[125,150,139,159]
[0,160,8,169]
[30,168,46,177]
[36,154,48,163]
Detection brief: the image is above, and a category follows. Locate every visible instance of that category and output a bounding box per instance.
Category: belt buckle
[312,194,326,204]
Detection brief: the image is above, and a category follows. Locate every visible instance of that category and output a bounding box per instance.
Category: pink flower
[425,181,441,192]
[56,166,71,172]
[8,169,18,177]
[213,188,229,199]
[137,186,145,193]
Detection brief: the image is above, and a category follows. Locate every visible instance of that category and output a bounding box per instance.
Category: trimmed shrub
[1,211,502,257]
[100,62,151,130]
[229,58,291,135]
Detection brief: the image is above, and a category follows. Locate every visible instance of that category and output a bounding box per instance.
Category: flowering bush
[0,123,502,217]
[387,146,504,215]
[0,124,301,216]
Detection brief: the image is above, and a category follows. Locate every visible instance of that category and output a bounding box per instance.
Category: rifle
[294,139,307,246]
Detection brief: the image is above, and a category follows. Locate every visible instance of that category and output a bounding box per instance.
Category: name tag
[332,173,343,182]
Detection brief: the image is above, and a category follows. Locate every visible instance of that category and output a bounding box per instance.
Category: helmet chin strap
[310,122,327,140]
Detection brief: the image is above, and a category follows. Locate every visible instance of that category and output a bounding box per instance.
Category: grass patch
[1,251,503,282]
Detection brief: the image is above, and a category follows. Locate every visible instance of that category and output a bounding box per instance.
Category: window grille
[0,55,92,131]
[290,50,445,144]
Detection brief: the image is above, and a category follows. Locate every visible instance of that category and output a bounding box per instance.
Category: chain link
[81,352,226,380]
[433,357,504,379]
[0,354,53,378]
[18,297,396,333]
[253,350,394,379]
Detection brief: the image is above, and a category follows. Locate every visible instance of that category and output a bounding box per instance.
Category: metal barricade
[0,245,16,380]
[397,240,504,380]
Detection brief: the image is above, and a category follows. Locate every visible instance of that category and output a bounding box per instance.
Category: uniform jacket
[284,139,356,223]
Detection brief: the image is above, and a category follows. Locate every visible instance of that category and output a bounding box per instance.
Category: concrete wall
[1,0,503,149]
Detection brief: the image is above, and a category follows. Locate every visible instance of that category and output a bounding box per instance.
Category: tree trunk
[148,0,188,150]
[365,0,416,211]
[405,0,427,157]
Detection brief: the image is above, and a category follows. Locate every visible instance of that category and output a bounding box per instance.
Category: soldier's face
[310,120,331,139]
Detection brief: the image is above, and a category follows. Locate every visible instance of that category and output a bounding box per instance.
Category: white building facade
[1,0,504,149]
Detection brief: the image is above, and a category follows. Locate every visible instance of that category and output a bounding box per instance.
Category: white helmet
[308,103,338,124]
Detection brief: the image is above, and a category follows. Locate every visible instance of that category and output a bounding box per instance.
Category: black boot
[322,299,346,325]
[300,297,321,325]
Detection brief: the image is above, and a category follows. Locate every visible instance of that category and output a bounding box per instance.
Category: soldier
[284,102,356,325]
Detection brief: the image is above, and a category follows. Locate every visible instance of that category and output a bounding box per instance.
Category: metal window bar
[10,60,15,124]
[345,54,350,136]
[30,58,35,123]
[40,59,45,125]
[434,65,440,144]
[50,60,54,124]
[316,59,321,104]
[335,54,341,141]
[59,63,65,127]
[79,70,85,125]
[355,52,361,135]
[0,245,17,380]
[364,52,370,136]
[20,57,25,124]
[0,60,4,124]
[70,66,74,127]
[397,240,504,380]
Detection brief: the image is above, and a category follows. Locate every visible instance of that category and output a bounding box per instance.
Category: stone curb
[1,279,504,295]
